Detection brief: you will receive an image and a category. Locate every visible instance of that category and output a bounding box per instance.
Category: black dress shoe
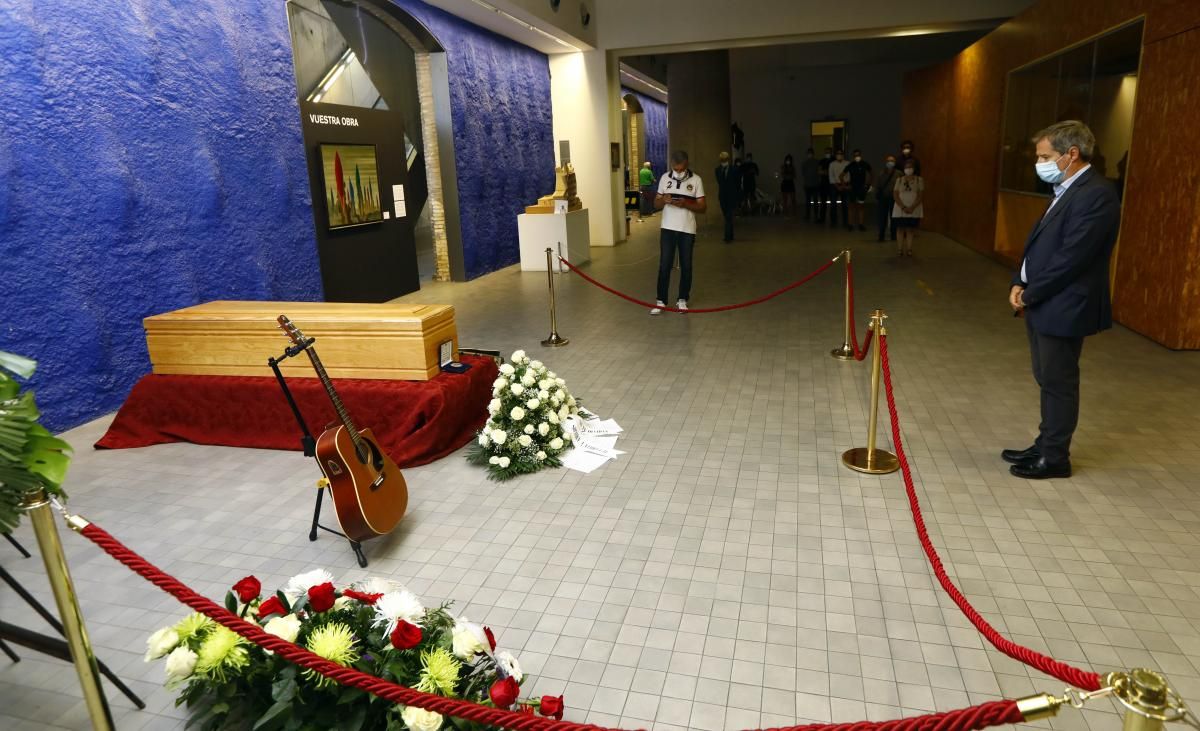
[1000,445,1040,465]
[1009,457,1071,479]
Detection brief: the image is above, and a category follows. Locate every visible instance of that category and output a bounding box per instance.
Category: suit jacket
[1013,168,1121,338]
[715,164,741,206]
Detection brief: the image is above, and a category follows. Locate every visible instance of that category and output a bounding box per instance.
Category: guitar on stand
[270,316,407,565]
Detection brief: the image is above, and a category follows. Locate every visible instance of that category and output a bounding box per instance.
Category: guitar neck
[304,347,363,449]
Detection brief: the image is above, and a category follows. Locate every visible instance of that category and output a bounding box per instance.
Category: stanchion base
[541,333,569,347]
[830,344,854,360]
[842,448,900,474]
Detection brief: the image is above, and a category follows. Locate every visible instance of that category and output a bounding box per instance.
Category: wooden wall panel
[902,0,1200,348]
[994,193,1047,264]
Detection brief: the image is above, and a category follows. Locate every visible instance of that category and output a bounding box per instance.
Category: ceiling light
[468,0,577,50]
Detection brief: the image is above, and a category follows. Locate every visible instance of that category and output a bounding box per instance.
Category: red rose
[341,589,383,605]
[518,704,535,715]
[390,619,423,650]
[539,695,564,720]
[308,582,337,613]
[489,676,520,709]
[256,596,286,619]
[484,626,497,652]
[232,576,261,603]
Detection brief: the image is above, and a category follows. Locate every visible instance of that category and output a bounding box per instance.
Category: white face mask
[885,161,896,169]
[1035,155,1067,184]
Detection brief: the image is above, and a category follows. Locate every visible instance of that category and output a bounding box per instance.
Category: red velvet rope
[846,260,872,361]
[877,335,1104,692]
[557,255,838,313]
[78,521,1034,731]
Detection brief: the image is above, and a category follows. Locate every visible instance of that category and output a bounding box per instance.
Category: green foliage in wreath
[0,351,71,532]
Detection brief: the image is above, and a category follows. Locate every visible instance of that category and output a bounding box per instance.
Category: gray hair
[670,150,689,165]
[1032,120,1095,160]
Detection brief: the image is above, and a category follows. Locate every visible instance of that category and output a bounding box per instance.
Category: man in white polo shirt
[651,150,707,315]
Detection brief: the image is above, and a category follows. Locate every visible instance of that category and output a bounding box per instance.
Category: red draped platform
[95,355,497,468]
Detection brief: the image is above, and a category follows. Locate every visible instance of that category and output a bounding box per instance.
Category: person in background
[874,154,899,241]
[845,149,872,232]
[1005,120,1120,480]
[715,151,740,243]
[891,160,924,256]
[638,161,655,221]
[652,150,706,315]
[780,154,797,217]
[815,148,833,223]
[828,149,850,229]
[741,153,759,214]
[801,148,821,221]
[893,140,921,242]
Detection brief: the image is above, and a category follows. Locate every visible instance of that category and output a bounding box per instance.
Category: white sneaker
[676,299,688,313]
[650,300,665,316]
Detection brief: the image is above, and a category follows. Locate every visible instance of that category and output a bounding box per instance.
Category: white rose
[526,398,540,410]
[492,377,508,389]
[401,706,444,731]
[518,434,532,447]
[451,618,489,660]
[538,423,550,436]
[538,389,550,400]
[536,451,547,461]
[562,432,572,442]
[549,412,559,424]
[489,456,500,465]
[559,406,570,419]
[555,377,565,387]
[523,424,535,435]
[521,374,536,387]
[499,363,515,375]
[333,596,355,612]
[510,383,525,396]
[529,360,543,370]
[494,649,523,682]
[491,429,507,444]
[498,456,511,468]
[510,406,525,421]
[538,379,550,390]
[547,371,557,379]
[478,433,490,447]
[488,399,500,414]
[511,349,527,363]
[567,396,576,407]
[550,437,564,450]
[263,613,302,644]
[145,627,180,661]
[164,646,198,687]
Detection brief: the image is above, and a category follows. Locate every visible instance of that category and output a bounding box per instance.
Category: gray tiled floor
[3,212,1200,730]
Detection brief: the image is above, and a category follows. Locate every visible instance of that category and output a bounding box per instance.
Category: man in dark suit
[715,151,741,243]
[1005,121,1120,479]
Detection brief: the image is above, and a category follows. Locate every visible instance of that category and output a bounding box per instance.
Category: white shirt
[828,159,850,185]
[1020,164,1091,284]
[657,171,706,235]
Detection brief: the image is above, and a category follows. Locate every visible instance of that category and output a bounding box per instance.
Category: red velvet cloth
[95,355,497,468]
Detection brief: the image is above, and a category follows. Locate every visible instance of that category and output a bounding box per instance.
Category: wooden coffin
[144,301,457,381]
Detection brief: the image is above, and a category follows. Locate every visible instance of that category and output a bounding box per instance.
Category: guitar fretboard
[305,348,364,455]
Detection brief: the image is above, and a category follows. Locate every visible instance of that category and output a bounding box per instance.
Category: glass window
[1000,19,1143,196]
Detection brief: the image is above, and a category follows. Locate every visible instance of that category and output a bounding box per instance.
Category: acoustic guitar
[277,315,407,543]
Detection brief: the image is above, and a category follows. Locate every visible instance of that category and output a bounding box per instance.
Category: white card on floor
[561,448,611,474]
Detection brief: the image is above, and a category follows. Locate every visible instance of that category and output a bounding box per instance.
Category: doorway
[811,119,847,154]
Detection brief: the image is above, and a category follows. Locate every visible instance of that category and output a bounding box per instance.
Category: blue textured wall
[0,2,321,431]
[395,0,555,279]
[624,87,669,176]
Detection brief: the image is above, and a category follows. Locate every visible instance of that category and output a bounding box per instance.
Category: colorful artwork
[319,144,383,229]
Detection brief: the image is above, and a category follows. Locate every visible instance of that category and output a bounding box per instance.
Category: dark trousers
[876,197,893,239]
[804,186,820,219]
[1027,318,1084,464]
[829,188,849,226]
[657,228,695,303]
[639,185,655,217]
[721,201,735,241]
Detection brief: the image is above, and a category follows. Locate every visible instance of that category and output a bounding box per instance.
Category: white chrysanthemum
[489,456,500,465]
[491,429,507,444]
[526,398,540,410]
[523,424,535,435]
[492,377,508,389]
[510,383,525,397]
[478,433,490,447]
[536,451,547,461]
[550,437,564,450]
[510,406,525,421]
[511,349,527,363]
[495,649,523,682]
[518,434,532,447]
[284,569,334,602]
[451,618,489,660]
[373,590,425,636]
[356,577,402,595]
[499,363,515,375]
[538,423,550,436]
[498,456,511,468]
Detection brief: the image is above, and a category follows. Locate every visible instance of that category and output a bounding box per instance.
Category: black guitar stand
[1,534,145,710]
[268,342,369,568]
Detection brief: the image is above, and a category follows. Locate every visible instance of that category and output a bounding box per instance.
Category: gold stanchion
[21,489,115,731]
[831,250,854,360]
[842,309,899,474]
[1106,669,1198,731]
[540,246,568,347]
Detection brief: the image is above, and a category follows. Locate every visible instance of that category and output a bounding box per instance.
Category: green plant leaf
[0,351,36,379]
[21,449,70,489]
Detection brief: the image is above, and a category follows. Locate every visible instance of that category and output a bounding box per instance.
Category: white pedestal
[518,209,590,271]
